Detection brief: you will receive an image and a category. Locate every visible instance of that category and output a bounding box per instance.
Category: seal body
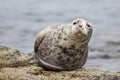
[34,19,92,71]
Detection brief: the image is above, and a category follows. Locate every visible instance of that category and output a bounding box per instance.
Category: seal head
[66,19,92,43]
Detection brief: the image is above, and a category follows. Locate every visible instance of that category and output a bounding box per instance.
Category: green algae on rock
[0,46,120,80]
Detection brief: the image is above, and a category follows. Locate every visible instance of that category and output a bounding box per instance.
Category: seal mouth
[77,30,88,37]
[78,34,88,38]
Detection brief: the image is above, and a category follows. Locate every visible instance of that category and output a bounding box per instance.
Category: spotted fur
[34,19,92,71]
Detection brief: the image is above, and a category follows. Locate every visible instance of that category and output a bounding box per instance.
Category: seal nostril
[79,25,82,27]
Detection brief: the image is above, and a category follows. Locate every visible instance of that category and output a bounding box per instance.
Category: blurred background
[0,0,120,72]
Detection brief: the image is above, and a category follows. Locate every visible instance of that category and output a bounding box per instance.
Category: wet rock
[89,54,111,59]
[89,51,120,59]
[0,46,120,80]
[90,40,120,53]
[0,46,34,67]
[107,41,120,45]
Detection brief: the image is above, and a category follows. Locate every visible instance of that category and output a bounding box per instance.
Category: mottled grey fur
[34,19,92,71]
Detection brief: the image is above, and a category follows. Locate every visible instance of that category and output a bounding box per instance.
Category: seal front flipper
[34,26,63,70]
[38,58,63,71]
[34,30,46,53]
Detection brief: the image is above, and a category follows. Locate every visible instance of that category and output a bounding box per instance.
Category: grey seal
[34,19,92,71]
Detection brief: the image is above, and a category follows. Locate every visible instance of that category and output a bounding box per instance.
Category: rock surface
[0,46,120,80]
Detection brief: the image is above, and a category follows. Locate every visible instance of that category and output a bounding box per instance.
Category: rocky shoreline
[0,46,120,80]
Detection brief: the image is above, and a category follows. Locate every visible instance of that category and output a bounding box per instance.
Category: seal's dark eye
[87,23,91,27]
[73,22,77,25]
